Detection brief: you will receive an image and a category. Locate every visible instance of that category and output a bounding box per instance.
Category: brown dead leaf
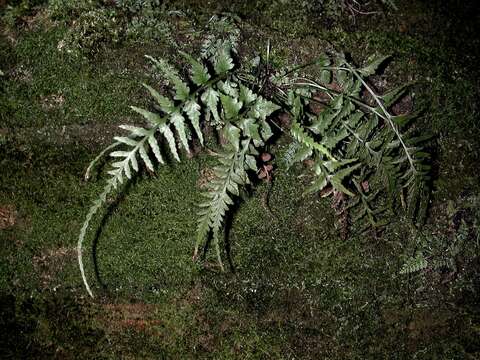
[101,303,161,333]
[303,159,315,168]
[310,91,331,114]
[277,112,292,127]
[260,152,272,162]
[41,93,65,110]
[328,82,343,93]
[32,247,76,289]
[197,167,217,189]
[392,94,413,115]
[0,205,16,229]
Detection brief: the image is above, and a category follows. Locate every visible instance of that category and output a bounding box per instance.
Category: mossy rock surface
[1,1,479,358]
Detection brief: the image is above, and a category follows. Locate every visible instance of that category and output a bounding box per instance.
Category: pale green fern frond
[78,122,165,298]
[180,51,211,86]
[145,55,190,100]
[79,47,272,295]
[195,143,250,269]
[84,141,121,181]
[291,120,336,161]
[183,100,203,145]
[214,48,235,75]
[201,15,240,60]
[201,87,221,126]
[193,78,279,269]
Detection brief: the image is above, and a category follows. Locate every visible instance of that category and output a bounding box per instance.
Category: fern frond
[195,145,249,269]
[201,16,240,59]
[79,75,213,295]
[214,48,235,75]
[358,55,390,77]
[291,55,430,225]
[345,63,419,177]
[201,87,221,125]
[161,124,180,161]
[130,106,165,126]
[248,96,281,121]
[78,183,113,298]
[180,51,211,86]
[281,140,304,169]
[400,252,428,274]
[291,121,336,161]
[304,173,328,195]
[142,83,175,114]
[379,84,410,108]
[183,100,204,145]
[171,112,190,153]
[222,123,241,151]
[220,93,242,120]
[78,44,431,297]
[80,125,158,294]
[240,84,257,105]
[80,48,253,295]
[145,55,190,100]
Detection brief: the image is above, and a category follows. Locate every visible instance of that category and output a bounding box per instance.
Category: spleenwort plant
[400,219,477,275]
[78,39,430,297]
[273,53,430,228]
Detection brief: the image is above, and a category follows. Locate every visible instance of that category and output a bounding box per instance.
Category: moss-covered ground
[1,1,479,358]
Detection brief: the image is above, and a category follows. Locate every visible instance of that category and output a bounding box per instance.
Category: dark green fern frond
[285,53,431,229]
[400,252,428,274]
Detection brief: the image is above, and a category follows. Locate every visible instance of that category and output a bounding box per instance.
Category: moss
[1,1,479,358]
[0,291,107,358]
[0,26,167,129]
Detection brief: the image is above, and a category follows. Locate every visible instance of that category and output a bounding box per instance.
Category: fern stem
[295,71,417,176]
[292,77,394,122]
[292,81,335,100]
[278,61,334,80]
[345,63,417,175]
[292,79,379,114]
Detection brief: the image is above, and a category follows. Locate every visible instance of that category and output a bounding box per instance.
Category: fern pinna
[78,46,430,297]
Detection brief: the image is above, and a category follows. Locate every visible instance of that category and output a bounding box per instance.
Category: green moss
[1,1,479,358]
[0,292,106,358]
[0,26,165,129]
